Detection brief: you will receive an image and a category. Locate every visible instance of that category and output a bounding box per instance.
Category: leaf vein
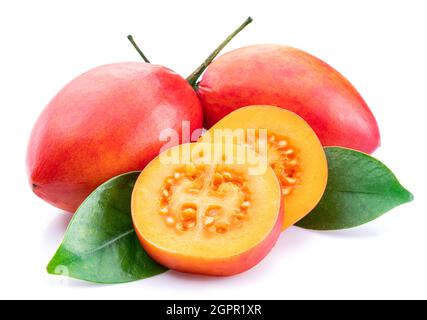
[58,229,135,267]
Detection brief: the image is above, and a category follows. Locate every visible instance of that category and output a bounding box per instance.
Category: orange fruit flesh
[131,143,283,276]
[202,106,328,230]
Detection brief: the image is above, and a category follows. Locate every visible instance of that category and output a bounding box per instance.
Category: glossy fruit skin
[197,45,381,154]
[27,62,203,213]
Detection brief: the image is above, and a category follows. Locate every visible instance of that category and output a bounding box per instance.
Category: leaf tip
[406,190,414,202]
[399,184,414,204]
[46,260,56,275]
[46,258,70,277]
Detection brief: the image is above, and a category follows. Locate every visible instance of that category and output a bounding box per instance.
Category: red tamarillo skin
[197,45,380,154]
[27,62,203,212]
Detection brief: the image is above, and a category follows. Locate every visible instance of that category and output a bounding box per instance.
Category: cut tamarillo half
[131,143,283,276]
[201,106,328,230]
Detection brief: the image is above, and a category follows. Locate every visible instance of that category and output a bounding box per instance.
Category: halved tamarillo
[201,106,328,230]
[131,143,283,276]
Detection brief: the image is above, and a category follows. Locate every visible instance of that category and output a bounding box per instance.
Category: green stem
[127,35,151,63]
[186,17,253,88]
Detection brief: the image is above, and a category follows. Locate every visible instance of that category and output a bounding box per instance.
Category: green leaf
[297,147,413,230]
[47,172,167,284]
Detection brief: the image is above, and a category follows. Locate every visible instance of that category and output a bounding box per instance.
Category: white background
[0,0,426,300]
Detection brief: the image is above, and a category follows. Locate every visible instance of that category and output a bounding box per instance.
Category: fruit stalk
[186,17,253,87]
[127,35,151,63]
